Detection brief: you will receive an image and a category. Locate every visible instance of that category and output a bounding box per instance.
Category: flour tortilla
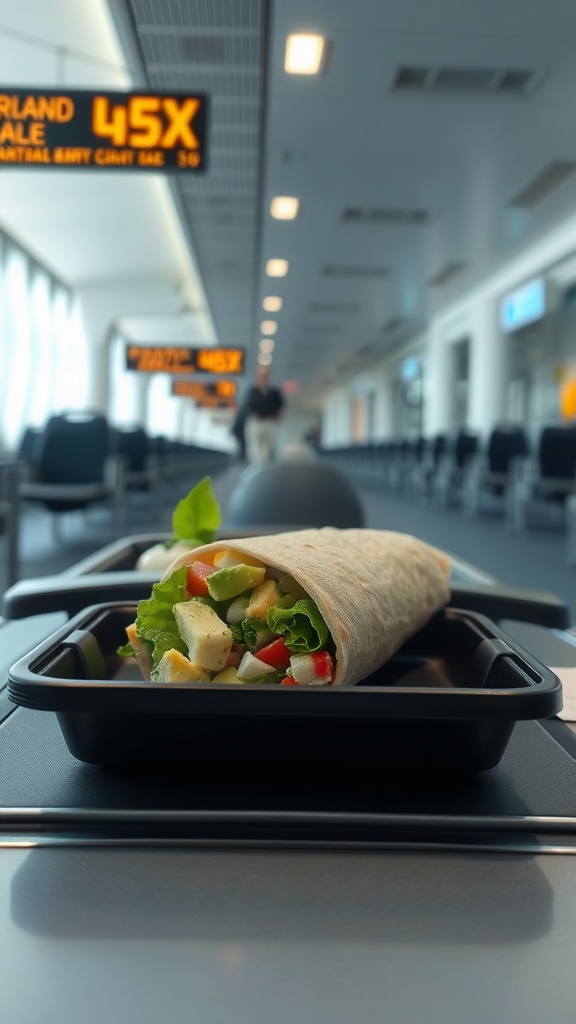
[162,527,452,687]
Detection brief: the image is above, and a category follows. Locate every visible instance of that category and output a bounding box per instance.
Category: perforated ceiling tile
[126,0,265,347]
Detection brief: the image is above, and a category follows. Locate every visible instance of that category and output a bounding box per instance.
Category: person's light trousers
[246,416,279,466]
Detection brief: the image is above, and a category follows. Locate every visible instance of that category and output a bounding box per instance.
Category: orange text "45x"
[92,96,201,149]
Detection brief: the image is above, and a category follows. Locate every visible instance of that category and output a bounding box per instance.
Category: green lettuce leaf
[134,565,189,672]
[172,476,221,544]
[228,621,245,645]
[116,641,135,657]
[242,617,275,651]
[266,598,329,653]
[249,670,283,685]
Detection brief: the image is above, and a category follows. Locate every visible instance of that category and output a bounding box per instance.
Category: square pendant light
[285,34,325,75]
[266,259,289,277]
[271,196,300,219]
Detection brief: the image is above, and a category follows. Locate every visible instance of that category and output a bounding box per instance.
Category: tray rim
[7,603,563,722]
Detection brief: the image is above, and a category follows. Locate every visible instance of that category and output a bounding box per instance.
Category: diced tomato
[186,561,215,597]
[255,637,292,670]
[280,676,299,686]
[289,651,333,685]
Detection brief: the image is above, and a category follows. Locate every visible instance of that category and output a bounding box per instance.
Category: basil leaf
[172,476,221,544]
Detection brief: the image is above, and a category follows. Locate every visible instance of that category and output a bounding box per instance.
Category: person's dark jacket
[247,386,284,418]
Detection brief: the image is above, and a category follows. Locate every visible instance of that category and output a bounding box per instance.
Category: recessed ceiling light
[285,33,325,75]
[258,352,273,366]
[270,196,300,220]
[263,295,283,312]
[260,320,278,335]
[260,338,275,354]
[266,259,289,277]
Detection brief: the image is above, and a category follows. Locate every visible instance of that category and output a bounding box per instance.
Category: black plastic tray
[8,605,562,772]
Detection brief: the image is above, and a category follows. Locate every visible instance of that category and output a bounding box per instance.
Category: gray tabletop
[2,844,576,1024]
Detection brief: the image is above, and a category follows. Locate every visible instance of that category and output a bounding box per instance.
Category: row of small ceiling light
[258,33,326,370]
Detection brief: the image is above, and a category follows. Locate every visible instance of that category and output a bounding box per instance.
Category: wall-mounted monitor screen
[500,277,547,333]
[400,356,421,381]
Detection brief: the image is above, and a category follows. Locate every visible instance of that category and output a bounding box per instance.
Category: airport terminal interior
[4,2,576,1022]
[1,0,576,612]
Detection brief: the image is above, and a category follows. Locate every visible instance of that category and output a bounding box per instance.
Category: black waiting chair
[505,424,576,532]
[111,426,161,524]
[20,411,125,539]
[463,424,530,517]
[17,426,43,466]
[224,460,365,529]
[432,430,479,507]
[0,456,22,587]
[409,434,448,503]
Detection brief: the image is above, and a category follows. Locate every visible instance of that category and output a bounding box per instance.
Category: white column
[424,323,452,436]
[373,367,395,438]
[468,295,509,435]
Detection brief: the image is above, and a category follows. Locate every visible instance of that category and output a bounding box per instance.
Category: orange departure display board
[126,345,245,375]
[172,380,238,401]
[0,89,207,171]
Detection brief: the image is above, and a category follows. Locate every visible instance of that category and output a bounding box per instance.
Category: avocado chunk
[173,601,233,672]
[207,563,266,601]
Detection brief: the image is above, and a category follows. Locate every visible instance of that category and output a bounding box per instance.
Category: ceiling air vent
[427,261,467,288]
[342,207,429,224]
[508,161,576,208]
[322,265,388,279]
[180,35,229,63]
[393,65,542,96]
[308,302,360,313]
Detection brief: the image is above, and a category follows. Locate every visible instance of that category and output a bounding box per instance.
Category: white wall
[323,204,576,444]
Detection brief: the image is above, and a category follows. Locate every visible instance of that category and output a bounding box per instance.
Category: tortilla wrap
[161,527,451,687]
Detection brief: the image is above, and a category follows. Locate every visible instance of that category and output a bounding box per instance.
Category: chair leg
[51,513,62,543]
[5,463,21,587]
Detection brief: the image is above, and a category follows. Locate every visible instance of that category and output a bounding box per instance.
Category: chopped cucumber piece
[211,667,244,684]
[237,651,277,681]
[226,595,250,623]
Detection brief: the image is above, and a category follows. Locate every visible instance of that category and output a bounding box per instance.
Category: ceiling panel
[125,0,266,353]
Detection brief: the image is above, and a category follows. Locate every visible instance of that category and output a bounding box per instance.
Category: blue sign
[500,278,546,333]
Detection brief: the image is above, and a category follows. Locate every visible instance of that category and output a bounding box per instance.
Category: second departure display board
[0,89,207,171]
[172,380,238,401]
[126,345,245,375]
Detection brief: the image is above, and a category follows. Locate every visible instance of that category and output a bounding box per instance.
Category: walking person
[245,366,284,466]
[230,395,250,461]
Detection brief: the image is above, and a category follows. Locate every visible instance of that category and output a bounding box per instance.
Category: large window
[2,247,31,451]
[0,233,89,452]
[108,332,142,427]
